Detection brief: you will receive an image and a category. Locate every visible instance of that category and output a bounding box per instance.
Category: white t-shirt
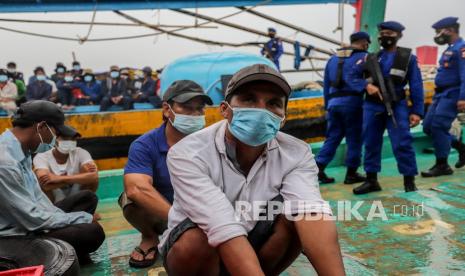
[33,147,93,203]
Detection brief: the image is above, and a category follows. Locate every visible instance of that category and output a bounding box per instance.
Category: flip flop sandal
[128,246,157,268]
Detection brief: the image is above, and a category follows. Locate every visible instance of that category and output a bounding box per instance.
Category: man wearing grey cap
[160,64,344,275]
[0,100,105,262]
[121,80,212,268]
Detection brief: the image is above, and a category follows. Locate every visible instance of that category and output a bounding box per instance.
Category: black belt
[435,83,460,93]
[327,91,363,99]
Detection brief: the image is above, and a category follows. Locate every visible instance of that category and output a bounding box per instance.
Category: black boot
[451,140,465,168]
[403,175,418,192]
[353,172,382,195]
[317,162,335,184]
[421,158,453,177]
[344,167,366,184]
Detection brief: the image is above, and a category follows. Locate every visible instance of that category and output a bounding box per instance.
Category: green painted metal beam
[359,0,386,52]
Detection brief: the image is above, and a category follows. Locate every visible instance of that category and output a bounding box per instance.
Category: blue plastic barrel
[160,51,277,105]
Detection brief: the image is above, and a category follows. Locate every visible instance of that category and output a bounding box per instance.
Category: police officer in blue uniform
[261,27,284,70]
[422,17,465,177]
[316,32,371,185]
[353,21,424,194]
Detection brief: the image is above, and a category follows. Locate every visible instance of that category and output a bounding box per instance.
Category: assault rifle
[365,53,398,128]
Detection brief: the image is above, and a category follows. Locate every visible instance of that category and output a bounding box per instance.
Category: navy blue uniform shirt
[435,37,465,100]
[261,38,284,69]
[324,49,368,109]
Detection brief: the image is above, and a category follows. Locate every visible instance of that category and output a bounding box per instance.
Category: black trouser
[100,96,133,111]
[58,88,75,106]
[42,191,105,257]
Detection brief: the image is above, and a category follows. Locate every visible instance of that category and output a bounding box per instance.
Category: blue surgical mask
[169,105,205,134]
[57,67,65,73]
[226,103,284,147]
[73,65,81,71]
[36,75,46,81]
[84,75,93,82]
[64,76,73,82]
[0,75,8,82]
[35,123,56,154]
[110,71,119,79]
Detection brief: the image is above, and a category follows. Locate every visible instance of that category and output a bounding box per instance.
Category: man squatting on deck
[158,64,345,275]
[0,100,105,262]
[120,80,213,268]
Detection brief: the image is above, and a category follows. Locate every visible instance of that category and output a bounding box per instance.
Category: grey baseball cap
[163,80,213,105]
[225,64,291,99]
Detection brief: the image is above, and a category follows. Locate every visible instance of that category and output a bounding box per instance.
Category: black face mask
[378,36,397,49]
[434,33,451,45]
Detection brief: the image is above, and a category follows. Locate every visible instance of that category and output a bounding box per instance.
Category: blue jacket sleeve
[142,81,156,98]
[323,60,331,110]
[25,85,33,101]
[56,80,68,90]
[344,53,368,93]
[407,55,424,117]
[459,46,465,100]
[92,83,102,98]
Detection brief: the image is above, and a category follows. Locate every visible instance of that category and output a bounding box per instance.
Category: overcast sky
[0,0,463,84]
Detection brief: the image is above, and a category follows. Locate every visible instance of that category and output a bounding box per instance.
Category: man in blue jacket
[26,67,53,101]
[316,32,371,185]
[76,70,102,105]
[354,21,424,194]
[422,17,465,177]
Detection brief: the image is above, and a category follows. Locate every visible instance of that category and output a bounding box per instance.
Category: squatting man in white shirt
[159,64,345,275]
[34,126,99,204]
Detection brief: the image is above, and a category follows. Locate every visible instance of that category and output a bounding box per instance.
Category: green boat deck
[81,126,465,275]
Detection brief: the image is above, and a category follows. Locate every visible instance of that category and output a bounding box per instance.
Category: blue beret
[268,27,276,33]
[432,17,459,29]
[377,21,405,32]
[350,31,371,43]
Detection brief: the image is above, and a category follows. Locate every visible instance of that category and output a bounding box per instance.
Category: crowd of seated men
[0,61,163,115]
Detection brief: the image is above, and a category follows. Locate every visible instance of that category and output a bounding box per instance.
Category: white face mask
[57,140,77,154]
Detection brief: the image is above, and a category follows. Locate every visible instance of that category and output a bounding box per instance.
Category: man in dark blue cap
[353,21,424,194]
[422,17,465,177]
[316,31,371,185]
[261,27,284,70]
